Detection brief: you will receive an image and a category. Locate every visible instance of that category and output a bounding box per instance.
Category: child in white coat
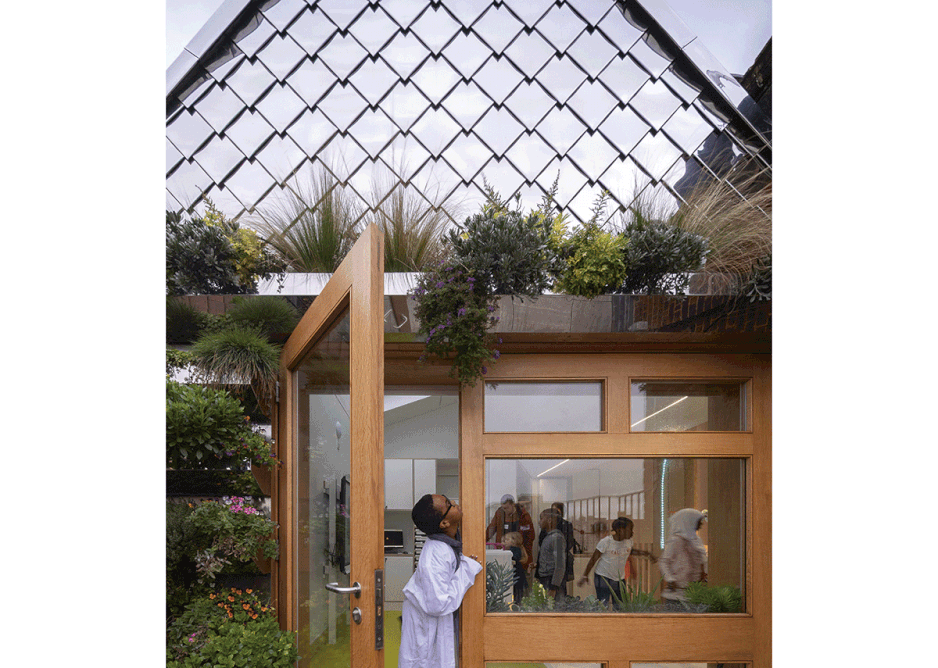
[399,494,482,668]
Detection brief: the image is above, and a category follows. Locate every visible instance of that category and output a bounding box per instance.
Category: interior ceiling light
[630,395,689,428]
[537,459,570,477]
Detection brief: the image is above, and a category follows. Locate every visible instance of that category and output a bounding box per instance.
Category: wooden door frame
[274,224,385,668]
[459,351,771,668]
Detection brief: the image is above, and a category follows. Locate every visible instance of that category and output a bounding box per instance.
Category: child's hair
[541,507,561,527]
[412,494,443,535]
[551,501,565,517]
[612,517,633,532]
[503,531,522,547]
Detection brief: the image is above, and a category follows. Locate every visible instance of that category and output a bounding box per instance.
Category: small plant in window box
[187,497,279,584]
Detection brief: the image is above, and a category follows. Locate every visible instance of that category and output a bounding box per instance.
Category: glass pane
[484,382,602,432]
[297,310,352,668]
[487,664,602,668]
[634,664,747,668]
[630,381,748,432]
[484,458,746,614]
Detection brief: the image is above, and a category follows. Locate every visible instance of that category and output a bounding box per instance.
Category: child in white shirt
[578,518,654,606]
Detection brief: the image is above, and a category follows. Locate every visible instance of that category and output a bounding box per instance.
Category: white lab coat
[398,539,482,668]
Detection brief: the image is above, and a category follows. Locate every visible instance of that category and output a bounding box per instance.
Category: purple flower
[481,366,487,374]
[458,307,466,316]
[436,281,444,288]
[497,337,503,344]
[467,277,475,283]
[493,350,500,359]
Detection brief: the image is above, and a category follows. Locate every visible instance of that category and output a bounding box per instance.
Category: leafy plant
[189,326,281,416]
[167,348,195,377]
[187,497,279,582]
[167,588,297,668]
[444,182,562,298]
[485,560,515,612]
[226,296,299,340]
[518,580,554,611]
[609,578,660,612]
[167,501,207,616]
[166,381,277,469]
[684,582,742,612]
[740,252,771,301]
[253,167,362,272]
[167,297,211,344]
[550,191,629,298]
[613,204,709,295]
[411,262,500,386]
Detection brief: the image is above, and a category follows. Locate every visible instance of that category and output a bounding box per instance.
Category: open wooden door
[276,224,385,668]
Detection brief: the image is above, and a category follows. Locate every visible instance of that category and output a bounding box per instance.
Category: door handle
[325,581,361,598]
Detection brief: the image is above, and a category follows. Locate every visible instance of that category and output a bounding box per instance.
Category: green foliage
[166,381,277,469]
[518,580,553,611]
[167,588,297,668]
[616,210,709,295]
[167,348,195,377]
[226,296,299,340]
[550,191,629,298]
[684,582,742,612]
[167,298,211,344]
[485,560,515,612]
[166,202,284,296]
[609,579,660,612]
[254,169,360,272]
[189,326,281,414]
[167,501,208,616]
[444,183,562,298]
[411,262,499,387]
[187,497,279,583]
[741,253,771,301]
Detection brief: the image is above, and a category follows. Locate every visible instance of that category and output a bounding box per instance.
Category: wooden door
[277,224,385,668]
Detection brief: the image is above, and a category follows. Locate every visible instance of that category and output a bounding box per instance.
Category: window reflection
[485,458,745,613]
[630,381,748,432]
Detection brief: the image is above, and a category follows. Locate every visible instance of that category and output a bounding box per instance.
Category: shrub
[550,191,629,298]
[187,497,279,582]
[684,582,742,612]
[615,212,709,295]
[226,296,299,340]
[741,253,771,301]
[166,381,276,469]
[444,183,561,298]
[412,262,499,387]
[167,298,211,344]
[609,579,659,612]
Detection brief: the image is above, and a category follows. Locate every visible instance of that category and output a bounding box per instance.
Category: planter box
[253,548,272,574]
[251,463,272,496]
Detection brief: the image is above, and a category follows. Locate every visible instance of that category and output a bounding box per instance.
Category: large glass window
[485,381,603,432]
[484,458,746,614]
[630,380,748,431]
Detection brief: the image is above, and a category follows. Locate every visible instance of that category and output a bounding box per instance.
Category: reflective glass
[346,7,399,55]
[661,66,701,105]
[295,310,352,668]
[347,57,399,105]
[682,40,748,108]
[478,158,527,201]
[536,56,587,104]
[596,5,643,51]
[409,108,462,156]
[223,159,275,210]
[166,159,212,208]
[260,0,306,32]
[629,131,682,182]
[629,35,672,80]
[256,34,306,80]
[255,134,306,182]
[487,665,601,668]
[630,381,747,432]
[536,157,588,208]
[409,6,462,54]
[566,131,619,182]
[472,107,524,157]
[317,33,369,81]
[408,57,461,105]
[194,135,245,183]
[502,0,554,27]
[224,59,276,106]
[318,134,369,180]
[485,382,602,432]
[441,81,494,131]
[205,45,244,83]
[535,4,587,52]
[473,56,524,104]
[379,0,429,29]
[376,135,431,181]
[316,83,369,132]
[565,30,618,78]
[485,458,746,613]
[290,8,339,56]
[179,74,214,110]
[167,110,214,158]
[285,109,338,158]
[502,30,556,79]
[566,81,618,129]
[472,5,524,54]
[536,106,587,155]
[444,0,490,27]
[503,82,556,131]
[232,13,275,58]
[634,664,747,668]
[347,109,400,158]
[629,78,682,131]
[225,109,276,158]
[598,54,649,105]
[166,138,183,172]
[503,132,557,182]
[662,105,714,156]
[378,81,431,132]
[316,0,369,31]
[194,84,244,133]
[441,31,493,79]
[566,0,615,26]
[286,58,338,106]
[441,133,492,182]
[599,155,652,207]
[255,83,307,132]
[567,183,609,225]
[381,31,430,79]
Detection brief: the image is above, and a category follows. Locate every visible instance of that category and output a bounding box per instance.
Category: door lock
[351,607,362,624]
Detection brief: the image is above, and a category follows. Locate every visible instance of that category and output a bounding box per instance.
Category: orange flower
[209,594,216,599]
[217,603,224,608]
[251,614,258,619]
[227,611,233,618]
[243,604,251,610]
[261,607,268,613]
[235,589,242,595]
[228,596,235,602]
[246,589,253,594]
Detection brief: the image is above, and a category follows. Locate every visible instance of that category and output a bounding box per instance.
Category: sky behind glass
[166,0,771,75]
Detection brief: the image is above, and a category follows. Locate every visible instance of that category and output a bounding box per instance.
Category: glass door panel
[297,310,353,667]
